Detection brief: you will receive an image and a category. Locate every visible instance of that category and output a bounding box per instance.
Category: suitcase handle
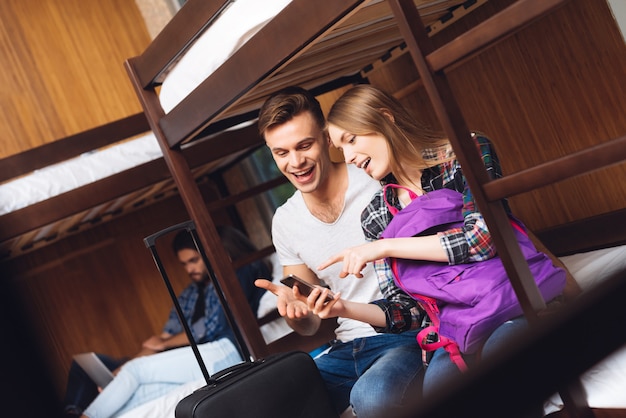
[209,351,292,383]
[143,220,253,385]
[208,360,257,384]
[144,220,195,247]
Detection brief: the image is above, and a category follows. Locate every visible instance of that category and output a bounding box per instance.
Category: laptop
[73,352,115,388]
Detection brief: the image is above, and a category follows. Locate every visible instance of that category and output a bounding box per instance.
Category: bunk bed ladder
[387,0,609,416]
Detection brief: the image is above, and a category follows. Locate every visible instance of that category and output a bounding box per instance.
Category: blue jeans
[314,330,424,418]
[64,353,128,414]
[83,338,242,418]
[423,316,529,397]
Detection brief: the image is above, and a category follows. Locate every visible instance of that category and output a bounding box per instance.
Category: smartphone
[280,274,334,303]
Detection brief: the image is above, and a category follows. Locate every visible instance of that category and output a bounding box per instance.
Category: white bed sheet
[0,133,162,216]
[158,0,292,114]
[543,245,626,413]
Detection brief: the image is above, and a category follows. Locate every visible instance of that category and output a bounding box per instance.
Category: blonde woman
[317,84,565,409]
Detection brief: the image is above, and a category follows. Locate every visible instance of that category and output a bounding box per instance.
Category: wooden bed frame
[121,0,626,416]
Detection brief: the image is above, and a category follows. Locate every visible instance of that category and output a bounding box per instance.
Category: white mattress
[158,0,292,113]
[0,133,162,216]
[543,245,626,413]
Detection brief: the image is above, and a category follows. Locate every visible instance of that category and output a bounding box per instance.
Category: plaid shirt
[162,281,233,344]
[362,134,506,333]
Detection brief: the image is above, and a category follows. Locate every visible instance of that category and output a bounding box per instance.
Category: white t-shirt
[272,164,383,342]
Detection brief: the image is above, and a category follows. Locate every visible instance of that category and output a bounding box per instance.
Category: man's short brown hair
[258,86,326,139]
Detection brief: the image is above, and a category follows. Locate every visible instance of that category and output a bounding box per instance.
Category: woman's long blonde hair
[327,84,450,186]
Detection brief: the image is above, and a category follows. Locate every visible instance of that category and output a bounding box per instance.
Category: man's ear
[323,128,332,145]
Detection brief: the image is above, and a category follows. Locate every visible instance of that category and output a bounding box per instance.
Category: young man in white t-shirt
[255,86,424,418]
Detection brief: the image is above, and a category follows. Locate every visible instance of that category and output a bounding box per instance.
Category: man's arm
[135,331,191,357]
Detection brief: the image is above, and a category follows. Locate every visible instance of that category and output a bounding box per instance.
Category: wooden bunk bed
[123,0,490,360]
[1,0,624,415]
[121,0,626,416]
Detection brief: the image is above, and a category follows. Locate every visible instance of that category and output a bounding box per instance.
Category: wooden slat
[536,208,626,256]
[205,176,289,213]
[427,0,571,72]
[128,56,270,360]
[232,245,276,270]
[483,135,626,201]
[131,0,234,87]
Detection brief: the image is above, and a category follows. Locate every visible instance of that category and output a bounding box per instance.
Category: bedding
[543,245,626,414]
[158,0,292,113]
[0,133,161,216]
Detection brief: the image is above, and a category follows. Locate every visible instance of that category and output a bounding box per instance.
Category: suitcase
[144,221,338,418]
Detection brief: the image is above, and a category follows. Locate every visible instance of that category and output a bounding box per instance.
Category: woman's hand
[317,240,386,278]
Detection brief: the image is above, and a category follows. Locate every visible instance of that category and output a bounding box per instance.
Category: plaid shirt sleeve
[162,284,195,335]
[362,191,424,333]
[435,134,503,264]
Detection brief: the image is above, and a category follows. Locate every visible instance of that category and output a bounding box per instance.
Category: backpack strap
[416,308,469,372]
[385,191,471,372]
[382,184,418,216]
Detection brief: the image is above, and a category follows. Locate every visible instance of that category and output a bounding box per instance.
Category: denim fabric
[83,338,242,418]
[314,330,424,418]
[64,353,127,414]
[423,316,529,398]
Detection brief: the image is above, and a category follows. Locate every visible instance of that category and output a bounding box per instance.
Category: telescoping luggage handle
[143,220,252,384]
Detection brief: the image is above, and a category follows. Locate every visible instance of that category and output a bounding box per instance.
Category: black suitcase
[144,221,338,418]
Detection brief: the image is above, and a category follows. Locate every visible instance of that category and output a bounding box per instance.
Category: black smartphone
[280,274,334,303]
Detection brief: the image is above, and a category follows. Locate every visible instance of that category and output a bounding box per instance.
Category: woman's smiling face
[328,123,391,181]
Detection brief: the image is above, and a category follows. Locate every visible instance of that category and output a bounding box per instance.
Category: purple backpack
[380,187,566,368]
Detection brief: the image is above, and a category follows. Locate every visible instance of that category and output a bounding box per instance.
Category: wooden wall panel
[2,193,200,399]
[0,0,151,158]
[368,0,626,233]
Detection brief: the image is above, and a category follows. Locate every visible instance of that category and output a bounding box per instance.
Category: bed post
[125,56,269,359]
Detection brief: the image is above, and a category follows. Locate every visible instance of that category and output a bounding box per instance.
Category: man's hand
[255,279,321,336]
[141,335,167,352]
[255,279,310,319]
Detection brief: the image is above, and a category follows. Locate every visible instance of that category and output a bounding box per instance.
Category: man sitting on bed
[64,226,269,418]
[255,86,425,418]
